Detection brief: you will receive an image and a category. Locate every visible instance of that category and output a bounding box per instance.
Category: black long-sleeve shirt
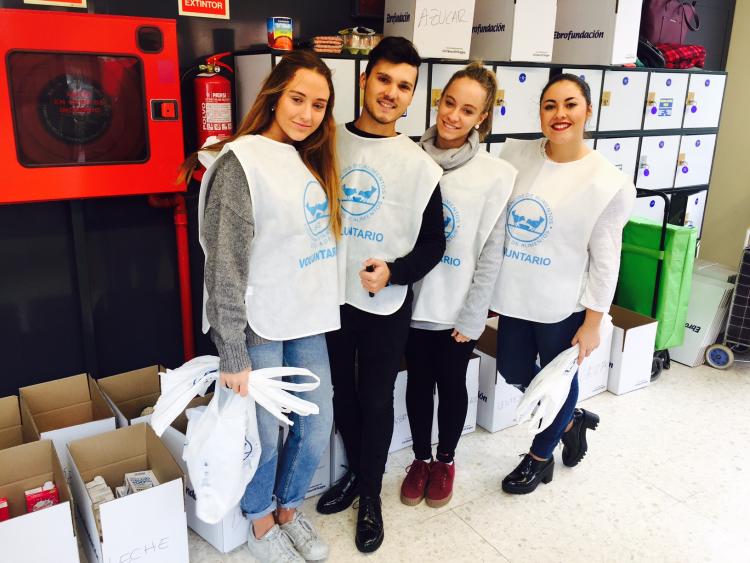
[344,122,446,287]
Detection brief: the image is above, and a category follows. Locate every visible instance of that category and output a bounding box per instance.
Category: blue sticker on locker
[580,75,585,81]
[666,78,672,86]
[519,73,527,83]
[695,139,701,147]
[623,77,629,85]
[691,106,698,113]
[614,143,621,151]
[658,98,673,117]
[682,166,689,173]
[651,107,657,114]
[649,200,656,208]
[705,79,710,87]
[659,140,665,148]
[644,169,650,176]
[695,197,699,204]
[501,106,506,116]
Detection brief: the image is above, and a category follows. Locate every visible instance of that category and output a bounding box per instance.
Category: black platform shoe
[355,495,384,553]
[502,454,554,494]
[561,408,600,467]
[316,470,359,514]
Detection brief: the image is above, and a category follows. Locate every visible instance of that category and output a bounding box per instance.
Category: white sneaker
[280,511,329,561]
[247,524,304,563]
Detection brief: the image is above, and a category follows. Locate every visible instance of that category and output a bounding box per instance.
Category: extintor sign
[178,0,230,19]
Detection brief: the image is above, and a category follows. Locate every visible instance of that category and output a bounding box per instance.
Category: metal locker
[322,57,357,125]
[643,72,689,130]
[683,190,708,235]
[234,53,274,123]
[595,137,639,180]
[683,73,726,129]
[428,63,471,127]
[674,134,717,188]
[397,63,429,136]
[492,66,549,134]
[563,68,603,130]
[631,193,668,222]
[636,135,680,189]
[598,70,648,131]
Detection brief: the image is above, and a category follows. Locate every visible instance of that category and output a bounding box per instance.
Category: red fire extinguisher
[193,52,234,150]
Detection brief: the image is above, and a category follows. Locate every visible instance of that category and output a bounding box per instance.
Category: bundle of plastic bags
[150,356,320,524]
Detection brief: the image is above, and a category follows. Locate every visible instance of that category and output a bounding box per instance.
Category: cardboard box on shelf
[159,393,251,554]
[470,0,557,62]
[384,0,475,59]
[0,395,23,450]
[19,374,116,482]
[68,423,188,563]
[97,365,166,427]
[0,440,79,563]
[608,305,658,395]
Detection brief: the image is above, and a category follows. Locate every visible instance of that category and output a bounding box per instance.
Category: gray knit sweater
[202,151,269,373]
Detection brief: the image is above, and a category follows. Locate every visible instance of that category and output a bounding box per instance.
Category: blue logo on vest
[340,167,383,219]
[442,200,460,242]
[507,196,553,246]
[303,181,330,239]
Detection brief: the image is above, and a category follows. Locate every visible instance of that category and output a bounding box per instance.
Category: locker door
[397,63,429,136]
[595,137,639,180]
[322,58,356,125]
[492,66,549,134]
[643,72,689,130]
[631,193,668,222]
[234,53,274,122]
[429,63,470,127]
[674,134,717,188]
[636,135,680,189]
[563,68,603,130]
[598,70,648,131]
[584,138,595,149]
[683,73,726,128]
[488,141,505,157]
[684,190,708,235]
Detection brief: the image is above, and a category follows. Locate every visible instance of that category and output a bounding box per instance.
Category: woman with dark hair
[178,50,340,562]
[490,73,635,495]
[400,62,516,509]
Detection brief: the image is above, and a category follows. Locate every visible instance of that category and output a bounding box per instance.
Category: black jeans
[325,300,412,497]
[404,327,476,462]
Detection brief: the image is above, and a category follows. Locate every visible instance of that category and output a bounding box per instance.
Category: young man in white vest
[316,37,445,553]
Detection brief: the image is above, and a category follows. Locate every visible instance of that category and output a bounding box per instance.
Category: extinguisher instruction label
[203,103,232,127]
[178,0,230,19]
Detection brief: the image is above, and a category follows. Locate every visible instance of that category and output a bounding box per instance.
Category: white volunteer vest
[198,134,340,340]
[490,139,624,323]
[412,151,516,325]
[336,126,443,315]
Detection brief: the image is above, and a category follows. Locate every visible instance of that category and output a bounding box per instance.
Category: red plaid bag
[655,43,706,68]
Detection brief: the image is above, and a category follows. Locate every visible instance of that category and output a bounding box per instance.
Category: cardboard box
[0,396,23,450]
[474,317,524,433]
[19,374,116,482]
[384,0,475,59]
[280,423,331,499]
[670,275,734,368]
[159,394,251,554]
[389,368,412,453]
[330,428,348,484]
[608,305,658,395]
[430,355,480,443]
[470,0,557,62]
[0,440,79,563]
[552,0,642,65]
[577,316,614,402]
[69,423,188,563]
[98,365,165,427]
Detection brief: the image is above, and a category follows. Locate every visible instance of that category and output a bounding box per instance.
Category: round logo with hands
[340,167,383,219]
[506,195,553,246]
[303,180,330,239]
[442,200,460,242]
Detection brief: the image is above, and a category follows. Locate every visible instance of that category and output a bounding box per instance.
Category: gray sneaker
[247,524,304,563]
[280,511,329,561]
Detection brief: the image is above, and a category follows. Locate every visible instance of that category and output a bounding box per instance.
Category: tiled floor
[186,361,750,562]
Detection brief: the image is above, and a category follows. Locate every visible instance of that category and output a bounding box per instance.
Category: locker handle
[677,153,688,166]
[647,91,656,106]
[601,91,611,107]
[686,91,696,106]
[495,89,505,106]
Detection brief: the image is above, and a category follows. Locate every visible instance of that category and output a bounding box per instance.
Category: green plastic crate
[615,217,697,351]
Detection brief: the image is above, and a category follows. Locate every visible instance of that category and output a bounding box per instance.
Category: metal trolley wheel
[705,344,735,369]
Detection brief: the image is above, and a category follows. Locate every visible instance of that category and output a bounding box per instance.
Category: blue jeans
[496,311,585,460]
[240,334,333,520]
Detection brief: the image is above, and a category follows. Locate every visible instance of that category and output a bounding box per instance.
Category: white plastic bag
[516,345,580,435]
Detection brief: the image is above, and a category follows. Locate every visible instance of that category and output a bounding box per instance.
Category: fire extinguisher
[193,52,234,151]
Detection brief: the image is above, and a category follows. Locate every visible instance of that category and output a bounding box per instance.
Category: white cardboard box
[280,423,332,498]
[0,395,23,450]
[552,0,642,65]
[19,373,116,483]
[0,440,79,563]
[98,364,165,427]
[470,0,557,62]
[670,275,734,367]
[330,427,348,484]
[389,368,412,453]
[158,394,251,554]
[577,316,614,402]
[474,317,524,433]
[430,355,480,443]
[384,0,475,59]
[608,305,658,395]
[69,423,188,563]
